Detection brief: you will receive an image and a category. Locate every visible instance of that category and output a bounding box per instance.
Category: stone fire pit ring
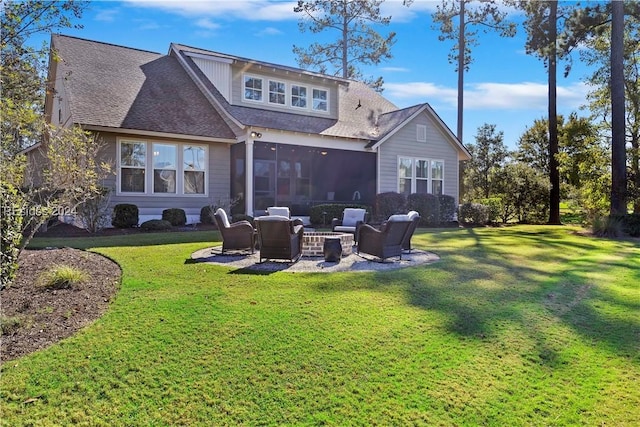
[302,231,353,257]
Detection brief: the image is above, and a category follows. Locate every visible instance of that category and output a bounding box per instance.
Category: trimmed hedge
[407,193,440,226]
[374,192,406,221]
[200,205,216,225]
[309,203,371,226]
[438,194,457,224]
[459,202,490,227]
[111,204,138,228]
[162,208,186,226]
[140,219,173,231]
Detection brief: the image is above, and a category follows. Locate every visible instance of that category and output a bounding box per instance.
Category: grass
[36,265,89,290]
[1,226,639,426]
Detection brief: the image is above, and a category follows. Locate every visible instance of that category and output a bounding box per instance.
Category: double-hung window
[269,80,286,105]
[312,88,328,111]
[291,85,307,108]
[153,143,177,193]
[120,140,146,193]
[244,76,263,101]
[183,146,206,194]
[398,157,444,195]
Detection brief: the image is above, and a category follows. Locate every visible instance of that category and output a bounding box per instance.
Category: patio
[190,246,440,273]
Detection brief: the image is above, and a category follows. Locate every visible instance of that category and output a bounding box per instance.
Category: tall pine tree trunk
[610,0,627,215]
[548,1,561,224]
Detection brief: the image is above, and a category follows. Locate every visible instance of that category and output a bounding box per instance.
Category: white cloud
[381,66,410,73]
[385,80,591,111]
[255,27,284,37]
[195,18,221,30]
[123,0,298,21]
[95,8,119,22]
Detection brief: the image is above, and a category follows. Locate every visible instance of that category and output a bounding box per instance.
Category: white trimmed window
[244,75,263,101]
[291,85,307,108]
[269,80,286,105]
[153,143,177,194]
[312,88,328,111]
[417,124,427,142]
[398,157,444,195]
[118,139,208,196]
[183,145,207,194]
[120,140,146,193]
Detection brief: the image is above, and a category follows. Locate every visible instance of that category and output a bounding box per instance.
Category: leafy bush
[111,204,138,228]
[37,265,88,290]
[438,194,457,224]
[140,219,173,231]
[200,205,216,224]
[407,193,440,226]
[77,187,111,233]
[374,192,406,221]
[309,204,370,226]
[459,203,490,227]
[1,183,24,289]
[162,208,186,226]
[0,315,23,335]
[480,197,503,224]
[610,213,640,237]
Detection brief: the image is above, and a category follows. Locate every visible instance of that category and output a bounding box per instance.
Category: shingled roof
[51,35,236,139]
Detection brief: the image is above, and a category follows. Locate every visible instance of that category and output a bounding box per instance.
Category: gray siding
[378,112,460,203]
[97,132,231,222]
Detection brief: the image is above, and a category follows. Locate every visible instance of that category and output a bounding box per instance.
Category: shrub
[1,183,23,289]
[162,208,187,226]
[374,192,406,221]
[438,194,457,224]
[140,219,173,231]
[407,193,440,226]
[37,265,88,290]
[609,213,640,237]
[111,204,138,228]
[480,197,503,224]
[200,205,216,224]
[309,204,370,226]
[0,315,23,335]
[77,187,111,233]
[459,203,490,226]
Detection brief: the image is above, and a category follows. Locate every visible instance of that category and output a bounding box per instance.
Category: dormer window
[269,80,286,105]
[312,88,328,111]
[244,75,263,102]
[291,85,307,108]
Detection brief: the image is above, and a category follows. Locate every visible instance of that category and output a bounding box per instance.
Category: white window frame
[417,124,427,142]
[152,142,178,195]
[243,74,263,103]
[268,79,286,106]
[118,139,147,194]
[290,84,308,109]
[397,156,444,195]
[117,138,208,197]
[312,87,329,112]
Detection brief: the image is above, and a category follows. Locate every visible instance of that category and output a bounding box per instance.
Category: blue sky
[32,0,595,148]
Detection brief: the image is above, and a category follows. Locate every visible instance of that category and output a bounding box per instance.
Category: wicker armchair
[395,211,420,252]
[214,208,255,254]
[255,215,304,263]
[331,208,367,242]
[357,219,413,262]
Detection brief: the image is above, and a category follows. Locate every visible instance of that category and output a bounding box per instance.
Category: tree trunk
[341,1,349,79]
[610,0,627,215]
[457,0,465,143]
[548,1,561,224]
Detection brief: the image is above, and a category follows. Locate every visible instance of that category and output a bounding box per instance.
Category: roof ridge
[53,33,162,56]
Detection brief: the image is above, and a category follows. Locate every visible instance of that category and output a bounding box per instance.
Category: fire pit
[302,232,353,257]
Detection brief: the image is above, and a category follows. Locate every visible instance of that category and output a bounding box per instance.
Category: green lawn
[1,226,639,426]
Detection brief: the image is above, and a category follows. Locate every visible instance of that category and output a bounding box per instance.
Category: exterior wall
[377,112,461,203]
[230,64,339,119]
[191,56,232,102]
[98,132,231,225]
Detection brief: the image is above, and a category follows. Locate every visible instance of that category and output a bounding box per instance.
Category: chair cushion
[216,208,230,228]
[334,225,356,233]
[388,214,410,222]
[342,208,365,227]
[407,211,420,220]
[267,207,290,217]
[256,215,289,222]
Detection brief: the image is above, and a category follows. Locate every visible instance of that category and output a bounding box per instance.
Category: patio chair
[255,215,304,263]
[267,206,290,217]
[386,211,421,252]
[357,217,413,262]
[213,208,255,254]
[331,208,367,242]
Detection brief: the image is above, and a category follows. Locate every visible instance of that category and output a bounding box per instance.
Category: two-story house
[31,34,470,224]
